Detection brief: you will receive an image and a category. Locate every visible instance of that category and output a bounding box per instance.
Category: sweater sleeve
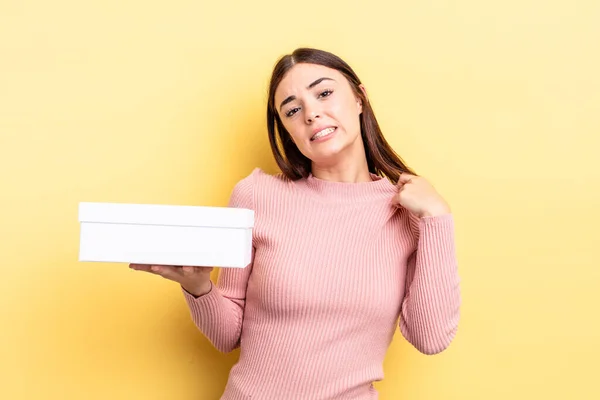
[181,172,255,353]
[399,213,461,355]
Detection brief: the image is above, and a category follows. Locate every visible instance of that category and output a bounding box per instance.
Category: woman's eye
[286,107,300,117]
[319,90,333,98]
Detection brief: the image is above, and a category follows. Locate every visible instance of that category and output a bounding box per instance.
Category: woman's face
[274,63,364,165]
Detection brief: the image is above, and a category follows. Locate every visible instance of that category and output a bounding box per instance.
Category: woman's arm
[182,173,255,353]
[399,213,461,355]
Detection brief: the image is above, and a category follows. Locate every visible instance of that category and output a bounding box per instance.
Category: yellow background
[1,1,598,399]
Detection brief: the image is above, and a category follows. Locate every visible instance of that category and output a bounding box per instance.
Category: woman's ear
[359,84,368,99]
[357,84,368,114]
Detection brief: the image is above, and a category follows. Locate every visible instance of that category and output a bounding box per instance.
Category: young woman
[131,48,461,400]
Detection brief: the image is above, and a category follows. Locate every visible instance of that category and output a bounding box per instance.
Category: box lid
[78,202,254,228]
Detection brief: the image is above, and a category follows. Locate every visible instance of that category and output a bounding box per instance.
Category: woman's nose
[306,111,321,124]
[305,101,321,124]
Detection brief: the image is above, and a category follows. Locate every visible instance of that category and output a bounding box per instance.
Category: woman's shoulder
[238,167,294,188]
[228,167,296,209]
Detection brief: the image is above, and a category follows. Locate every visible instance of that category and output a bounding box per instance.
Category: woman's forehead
[275,63,344,99]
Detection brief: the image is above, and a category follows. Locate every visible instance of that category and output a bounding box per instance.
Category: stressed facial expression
[274,63,364,164]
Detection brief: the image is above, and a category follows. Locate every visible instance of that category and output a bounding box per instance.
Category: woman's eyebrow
[307,77,335,89]
[279,77,336,111]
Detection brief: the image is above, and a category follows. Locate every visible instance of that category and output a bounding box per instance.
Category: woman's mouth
[310,127,336,141]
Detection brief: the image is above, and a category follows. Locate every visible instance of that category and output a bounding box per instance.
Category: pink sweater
[182,168,461,399]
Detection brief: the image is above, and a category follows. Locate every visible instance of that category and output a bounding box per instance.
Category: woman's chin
[309,147,348,165]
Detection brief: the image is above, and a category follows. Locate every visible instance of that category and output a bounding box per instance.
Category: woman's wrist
[183,281,212,298]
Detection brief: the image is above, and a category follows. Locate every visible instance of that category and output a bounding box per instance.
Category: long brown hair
[266,47,416,184]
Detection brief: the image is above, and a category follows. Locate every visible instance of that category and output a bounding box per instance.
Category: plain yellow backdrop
[1,1,599,399]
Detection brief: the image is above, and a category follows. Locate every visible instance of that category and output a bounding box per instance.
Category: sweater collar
[302,172,398,203]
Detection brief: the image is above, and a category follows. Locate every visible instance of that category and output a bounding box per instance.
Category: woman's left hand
[393,173,451,218]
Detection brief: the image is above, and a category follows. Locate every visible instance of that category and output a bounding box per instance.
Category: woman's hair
[266,47,416,184]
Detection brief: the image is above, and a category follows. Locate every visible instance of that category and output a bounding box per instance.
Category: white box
[78,202,254,268]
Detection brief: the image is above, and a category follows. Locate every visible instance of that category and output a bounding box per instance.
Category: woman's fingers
[130,264,180,278]
[129,263,153,272]
[129,263,212,278]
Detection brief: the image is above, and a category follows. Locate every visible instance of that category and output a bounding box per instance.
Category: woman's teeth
[311,127,335,141]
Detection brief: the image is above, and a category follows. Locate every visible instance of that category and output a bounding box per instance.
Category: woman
[130,48,461,399]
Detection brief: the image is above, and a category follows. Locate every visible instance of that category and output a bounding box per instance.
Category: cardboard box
[78,202,254,268]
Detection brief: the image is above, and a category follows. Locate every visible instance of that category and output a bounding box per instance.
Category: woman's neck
[311,156,372,183]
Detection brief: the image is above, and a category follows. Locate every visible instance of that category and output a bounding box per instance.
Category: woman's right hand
[129,264,214,297]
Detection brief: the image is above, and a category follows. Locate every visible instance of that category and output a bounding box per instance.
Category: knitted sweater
[182,168,461,400]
